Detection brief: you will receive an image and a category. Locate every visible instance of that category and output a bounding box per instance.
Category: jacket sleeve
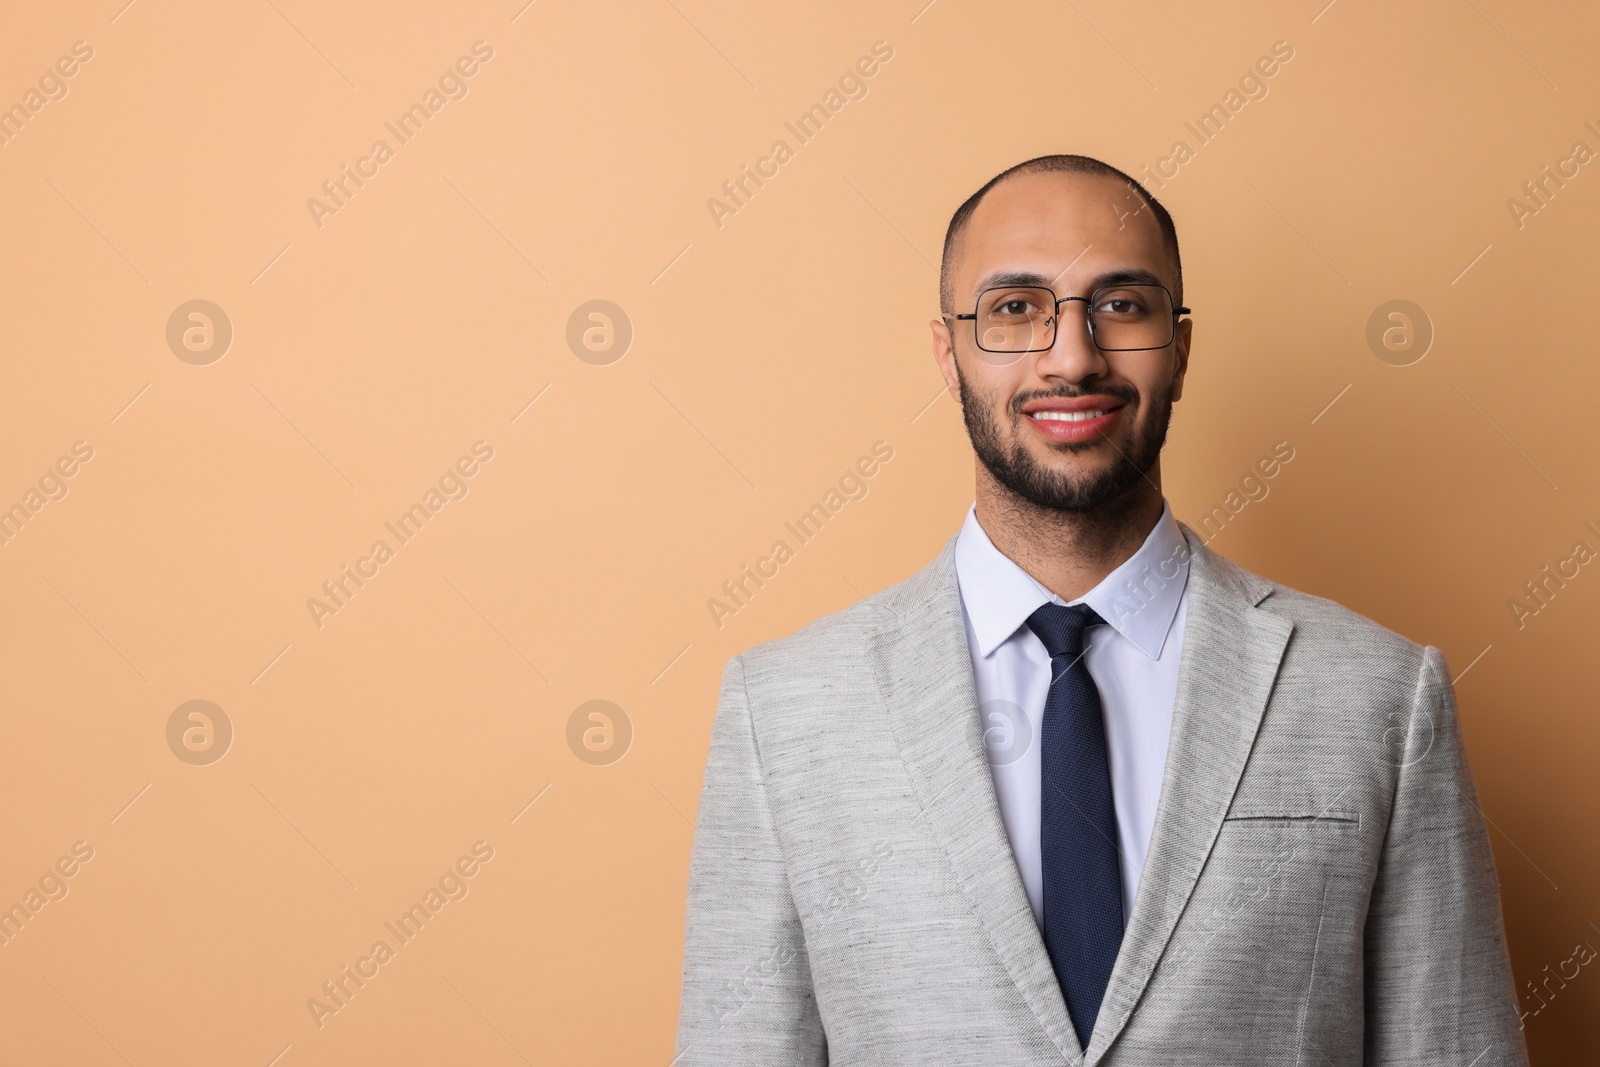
[673,654,827,1066]
[1362,645,1529,1065]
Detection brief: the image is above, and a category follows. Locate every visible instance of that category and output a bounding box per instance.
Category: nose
[1034,299,1108,383]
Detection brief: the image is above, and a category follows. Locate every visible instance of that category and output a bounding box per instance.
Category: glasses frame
[951,283,1191,355]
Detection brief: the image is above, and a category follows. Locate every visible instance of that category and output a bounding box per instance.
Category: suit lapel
[864,533,1085,1065]
[1084,524,1293,1062]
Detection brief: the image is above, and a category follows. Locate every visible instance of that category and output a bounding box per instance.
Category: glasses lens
[975,287,1056,354]
[1090,285,1173,350]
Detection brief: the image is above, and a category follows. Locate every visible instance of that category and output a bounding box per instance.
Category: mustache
[1009,383,1140,415]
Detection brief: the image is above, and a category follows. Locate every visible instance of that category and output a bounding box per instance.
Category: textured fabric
[675,523,1532,1067]
[955,501,1187,923]
[1026,602,1122,1049]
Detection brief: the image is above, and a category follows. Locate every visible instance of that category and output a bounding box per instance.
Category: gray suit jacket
[675,525,1529,1065]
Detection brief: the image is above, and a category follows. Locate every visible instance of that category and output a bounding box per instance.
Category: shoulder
[728,534,955,698]
[1193,531,1441,694]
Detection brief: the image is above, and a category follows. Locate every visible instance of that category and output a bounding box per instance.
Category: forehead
[953,170,1171,294]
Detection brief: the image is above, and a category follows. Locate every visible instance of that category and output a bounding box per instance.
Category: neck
[973,462,1165,604]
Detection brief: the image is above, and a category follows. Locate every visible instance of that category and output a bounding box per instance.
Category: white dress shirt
[953,500,1191,926]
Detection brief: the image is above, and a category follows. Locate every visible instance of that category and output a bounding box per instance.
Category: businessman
[674,154,1528,1065]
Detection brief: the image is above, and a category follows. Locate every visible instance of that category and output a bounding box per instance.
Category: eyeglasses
[950,283,1189,360]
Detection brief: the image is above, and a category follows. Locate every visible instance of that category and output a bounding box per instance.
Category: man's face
[931,171,1191,512]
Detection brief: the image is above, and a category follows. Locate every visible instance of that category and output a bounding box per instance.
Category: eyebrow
[971,266,1167,295]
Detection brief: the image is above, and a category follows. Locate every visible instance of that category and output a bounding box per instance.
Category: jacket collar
[863,521,1291,1065]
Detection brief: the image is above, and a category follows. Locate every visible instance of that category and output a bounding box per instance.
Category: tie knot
[1025,601,1104,660]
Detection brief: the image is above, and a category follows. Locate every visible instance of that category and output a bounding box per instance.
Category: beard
[954,357,1172,513]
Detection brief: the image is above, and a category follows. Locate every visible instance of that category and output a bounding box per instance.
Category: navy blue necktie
[1026,602,1123,1050]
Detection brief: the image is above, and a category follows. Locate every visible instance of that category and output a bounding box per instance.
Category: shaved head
[938,154,1182,314]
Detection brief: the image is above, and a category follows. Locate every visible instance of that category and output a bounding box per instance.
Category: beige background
[0,0,1596,1062]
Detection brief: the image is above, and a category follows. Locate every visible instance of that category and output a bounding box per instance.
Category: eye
[1096,296,1144,315]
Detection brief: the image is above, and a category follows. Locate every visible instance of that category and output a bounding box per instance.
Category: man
[674,154,1527,1065]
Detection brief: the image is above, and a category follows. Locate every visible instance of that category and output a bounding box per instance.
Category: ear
[1169,315,1193,402]
[931,317,961,401]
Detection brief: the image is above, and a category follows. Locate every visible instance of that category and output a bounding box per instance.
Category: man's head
[932,154,1191,514]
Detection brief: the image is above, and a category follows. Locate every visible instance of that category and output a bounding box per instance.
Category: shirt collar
[953,499,1190,661]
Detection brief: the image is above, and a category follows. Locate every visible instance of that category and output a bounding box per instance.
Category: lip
[1020,397,1125,443]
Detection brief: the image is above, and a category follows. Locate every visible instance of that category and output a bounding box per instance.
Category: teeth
[1031,410,1107,422]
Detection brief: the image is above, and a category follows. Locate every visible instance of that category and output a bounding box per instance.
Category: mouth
[1020,399,1126,443]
